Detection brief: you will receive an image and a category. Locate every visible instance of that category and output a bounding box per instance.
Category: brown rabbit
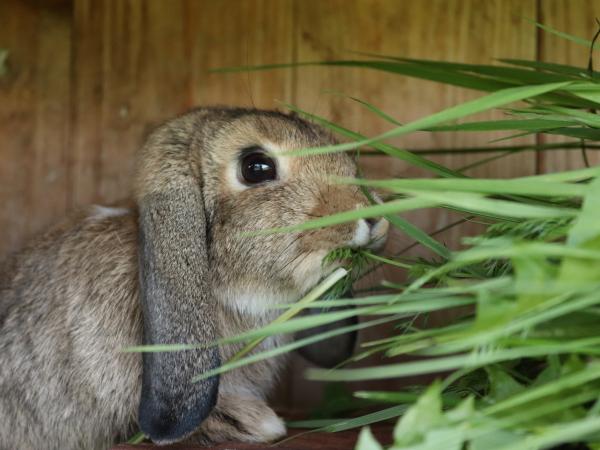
[0,107,388,450]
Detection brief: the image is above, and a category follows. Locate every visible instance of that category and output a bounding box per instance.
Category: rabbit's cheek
[298,222,357,255]
[290,250,328,292]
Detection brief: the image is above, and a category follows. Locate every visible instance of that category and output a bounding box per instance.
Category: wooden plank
[112,425,393,449]
[290,0,538,410]
[72,0,192,207]
[0,0,72,256]
[538,0,600,173]
[70,0,104,208]
[100,0,191,203]
[187,0,295,109]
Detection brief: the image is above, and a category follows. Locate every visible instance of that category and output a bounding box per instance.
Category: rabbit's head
[134,107,388,444]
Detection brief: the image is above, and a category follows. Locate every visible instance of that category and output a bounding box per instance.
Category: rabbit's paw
[191,395,286,445]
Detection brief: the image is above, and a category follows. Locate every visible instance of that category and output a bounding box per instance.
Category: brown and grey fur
[0,107,388,450]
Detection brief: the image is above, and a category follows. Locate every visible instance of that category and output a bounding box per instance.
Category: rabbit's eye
[240,150,277,184]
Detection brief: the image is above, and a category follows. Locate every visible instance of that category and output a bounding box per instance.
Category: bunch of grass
[132,23,600,449]
[207,23,600,450]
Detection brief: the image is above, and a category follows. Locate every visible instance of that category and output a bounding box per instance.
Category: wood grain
[0,0,72,256]
[187,0,295,109]
[71,0,192,206]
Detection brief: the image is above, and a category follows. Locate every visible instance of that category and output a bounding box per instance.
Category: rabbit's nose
[349,217,389,250]
[366,216,389,251]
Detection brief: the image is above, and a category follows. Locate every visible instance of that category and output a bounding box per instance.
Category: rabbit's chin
[218,287,299,317]
[217,250,336,317]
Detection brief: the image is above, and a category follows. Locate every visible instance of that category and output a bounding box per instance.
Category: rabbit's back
[0,206,143,450]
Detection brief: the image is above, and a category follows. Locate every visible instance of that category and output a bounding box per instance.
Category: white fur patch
[89,205,130,220]
[219,287,298,317]
[258,413,286,440]
[349,219,370,248]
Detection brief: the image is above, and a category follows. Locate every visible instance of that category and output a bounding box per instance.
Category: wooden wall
[1,0,599,410]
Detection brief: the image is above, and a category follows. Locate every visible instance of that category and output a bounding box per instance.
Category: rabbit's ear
[135,123,220,445]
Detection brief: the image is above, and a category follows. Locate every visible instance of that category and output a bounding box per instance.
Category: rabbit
[0,107,389,450]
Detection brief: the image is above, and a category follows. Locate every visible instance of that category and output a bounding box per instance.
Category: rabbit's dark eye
[240,150,277,184]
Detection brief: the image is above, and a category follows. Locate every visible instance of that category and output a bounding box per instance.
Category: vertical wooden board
[72,0,192,207]
[293,0,537,173]
[290,0,537,409]
[293,0,537,267]
[0,0,38,256]
[0,0,72,257]
[97,0,191,203]
[538,0,600,173]
[187,0,295,109]
[71,0,105,207]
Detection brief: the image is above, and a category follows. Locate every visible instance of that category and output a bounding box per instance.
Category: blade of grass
[282,103,463,178]
[193,315,400,382]
[283,82,573,157]
[306,337,600,382]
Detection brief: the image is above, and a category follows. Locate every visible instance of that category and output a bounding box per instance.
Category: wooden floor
[112,425,393,450]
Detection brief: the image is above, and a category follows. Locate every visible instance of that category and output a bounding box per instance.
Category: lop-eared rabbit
[0,107,388,449]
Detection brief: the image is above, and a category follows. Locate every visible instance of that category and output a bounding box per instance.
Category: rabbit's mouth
[290,217,390,294]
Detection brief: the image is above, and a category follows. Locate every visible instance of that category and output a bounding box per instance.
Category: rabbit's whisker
[273,235,303,266]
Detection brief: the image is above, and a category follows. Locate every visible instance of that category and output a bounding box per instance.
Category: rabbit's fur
[0,107,388,450]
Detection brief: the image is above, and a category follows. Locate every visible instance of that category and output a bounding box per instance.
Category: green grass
[206,22,600,450]
[126,22,600,449]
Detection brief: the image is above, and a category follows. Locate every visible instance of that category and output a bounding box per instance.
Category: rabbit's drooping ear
[135,119,220,445]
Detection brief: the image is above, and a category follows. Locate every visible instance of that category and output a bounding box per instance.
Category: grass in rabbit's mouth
[213,20,600,450]
[322,247,369,298]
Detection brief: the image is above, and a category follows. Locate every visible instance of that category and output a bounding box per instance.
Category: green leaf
[343,176,588,198]
[530,19,598,49]
[307,337,600,382]
[0,49,7,77]
[396,57,574,84]
[429,118,578,132]
[565,83,600,104]
[393,382,444,445]
[302,405,408,433]
[470,430,522,450]
[568,177,600,247]
[383,214,451,259]
[486,366,526,403]
[500,58,589,78]
[192,315,398,382]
